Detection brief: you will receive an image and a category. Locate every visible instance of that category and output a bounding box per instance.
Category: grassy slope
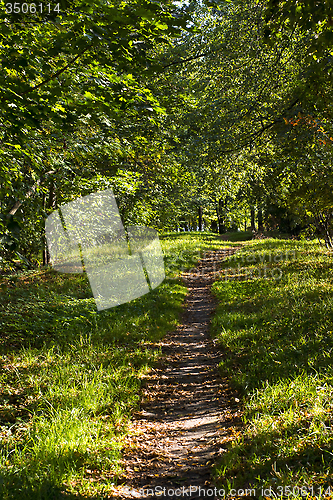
[211,238,333,497]
[0,232,231,500]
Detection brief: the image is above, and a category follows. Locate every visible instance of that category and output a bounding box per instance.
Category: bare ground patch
[113,248,242,499]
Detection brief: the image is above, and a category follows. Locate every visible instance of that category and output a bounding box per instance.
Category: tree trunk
[314,212,333,249]
[258,208,264,232]
[217,198,226,234]
[218,220,225,234]
[42,190,48,266]
[250,207,256,231]
[43,179,57,266]
[198,206,203,231]
[7,170,55,216]
[322,215,333,249]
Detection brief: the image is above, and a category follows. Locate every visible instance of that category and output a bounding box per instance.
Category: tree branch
[162,51,211,69]
[248,97,300,141]
[217,98,301,154]
[7,170,55,216]
[20,46,91,97]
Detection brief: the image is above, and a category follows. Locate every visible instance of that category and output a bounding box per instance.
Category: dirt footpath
[114,248,242,499]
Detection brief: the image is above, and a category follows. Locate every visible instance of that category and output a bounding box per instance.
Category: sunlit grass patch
[0,231,228,499]
[211,239,333,494]
[161,230,236,278]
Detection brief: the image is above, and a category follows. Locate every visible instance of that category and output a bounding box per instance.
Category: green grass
[211,238,333,497]
[221,231,253,242]
[0,231,232,499]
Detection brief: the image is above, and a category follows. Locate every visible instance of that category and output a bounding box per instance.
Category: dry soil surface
[114,248,242,499]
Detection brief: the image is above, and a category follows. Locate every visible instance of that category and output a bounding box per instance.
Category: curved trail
[115,248,241,499]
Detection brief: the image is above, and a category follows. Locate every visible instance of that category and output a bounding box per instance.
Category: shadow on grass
[159,231,223,241]
[221,435,333,491]
[211,239,333,490]
[0,273,186,352]
[2,231,241,499]
[0,276,187,499]
[0,473,111,500]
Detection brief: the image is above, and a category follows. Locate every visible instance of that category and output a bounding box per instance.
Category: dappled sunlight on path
[114,249,242,499]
